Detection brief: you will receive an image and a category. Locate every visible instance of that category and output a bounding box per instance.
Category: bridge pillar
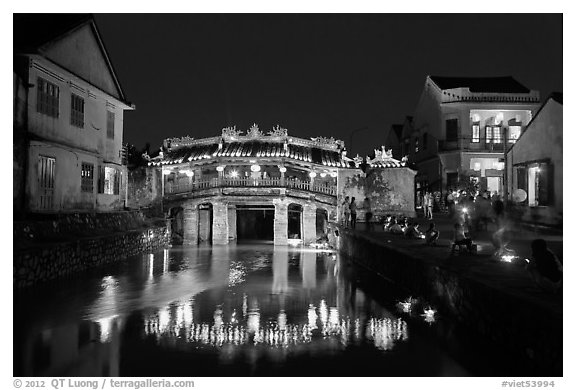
[228,204,237,242]
[212,201,229,245]
[182,205,199,246]
[273,200,288,246]
[302,203,317,245]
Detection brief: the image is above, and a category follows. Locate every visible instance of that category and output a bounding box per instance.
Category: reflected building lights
[163,249,169,274]
[96,315,118,343]
[142,299,409,351]
[148,254,154,281]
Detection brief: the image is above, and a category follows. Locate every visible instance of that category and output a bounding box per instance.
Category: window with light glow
[508,126,522,143]
[485,126,493,143]
[471,124,480,143]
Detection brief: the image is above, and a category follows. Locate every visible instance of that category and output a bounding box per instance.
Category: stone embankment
[337,227,562,376]
[14,211,170,289]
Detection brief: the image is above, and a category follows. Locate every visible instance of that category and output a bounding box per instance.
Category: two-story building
[506,93,563,227]
[13,14,134,213]
[406,76,540,202]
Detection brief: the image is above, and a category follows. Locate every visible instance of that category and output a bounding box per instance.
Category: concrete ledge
[338,228,562,376]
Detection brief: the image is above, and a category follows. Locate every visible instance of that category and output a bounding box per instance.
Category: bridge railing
[165,177,336,196]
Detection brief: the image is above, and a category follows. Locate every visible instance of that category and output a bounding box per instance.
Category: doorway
[236,205,275,242]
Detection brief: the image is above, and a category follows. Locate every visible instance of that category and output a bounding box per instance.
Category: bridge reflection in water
[14,245,468,377]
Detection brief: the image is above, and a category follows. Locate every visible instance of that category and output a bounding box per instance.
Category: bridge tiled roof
[149,140,355,168]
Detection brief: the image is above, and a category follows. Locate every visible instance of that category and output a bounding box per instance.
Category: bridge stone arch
[168,194,336,246]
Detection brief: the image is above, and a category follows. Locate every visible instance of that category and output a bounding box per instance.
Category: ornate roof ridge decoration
[247,123,263,138]
[267,125,288,138]
[310,136,345,151]
[164,136,223,150]
[366,146,406,167]
[222,125,243,141]
[341,150,363,168]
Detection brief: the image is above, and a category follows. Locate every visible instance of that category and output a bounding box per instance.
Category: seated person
[424,223,440,245]
[451,223,473,253]
[383,216,396,232]
[387,218,404,235]
[404,222,423,239]
[526,239,562,294]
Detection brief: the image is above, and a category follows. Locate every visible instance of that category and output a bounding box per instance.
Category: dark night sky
[94,14,562,157]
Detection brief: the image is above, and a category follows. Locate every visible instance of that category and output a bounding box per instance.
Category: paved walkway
[344,212,563,315]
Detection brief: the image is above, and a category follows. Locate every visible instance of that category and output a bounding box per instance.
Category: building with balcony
[405,75,540,202]
[13,14,134,213]
[506,93,562,227]
[144,124,416,246]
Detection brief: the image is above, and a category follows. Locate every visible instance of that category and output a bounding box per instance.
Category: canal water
[14,245,474,377]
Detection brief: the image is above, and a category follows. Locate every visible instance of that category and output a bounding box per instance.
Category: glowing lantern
[279,166,287,173]
[230,170,239,178]
[216,166,225,172]
[320,172,327,178]
[309,171,317,178]
[250,165,261,172]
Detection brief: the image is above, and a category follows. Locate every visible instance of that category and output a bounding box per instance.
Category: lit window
[492,126,502,143]
[36,77,59,117]
[508,126,522,143]
[527,163,551,206]
[71,94,84,128]
[81,162,94,193]
[99,166,120,195]
[471,124,480,143]
[414,137,419,153]
[486,126,493,143]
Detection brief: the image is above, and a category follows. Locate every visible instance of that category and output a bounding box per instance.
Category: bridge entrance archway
[236,205,275,242]
[288,203,302,239]
[198,203,213,244]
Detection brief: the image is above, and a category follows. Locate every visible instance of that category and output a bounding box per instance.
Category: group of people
[422,191,435,220]
[341,196,373,230]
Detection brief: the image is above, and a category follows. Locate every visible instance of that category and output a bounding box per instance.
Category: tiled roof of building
[429,76,531,94]
[150,140,355,168]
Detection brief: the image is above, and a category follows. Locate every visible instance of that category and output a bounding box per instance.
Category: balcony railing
[165,177,336,197]
[438,137,516,152]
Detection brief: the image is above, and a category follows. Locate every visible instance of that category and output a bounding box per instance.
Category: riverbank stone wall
[14,211,170,289]
[338,228,562,376]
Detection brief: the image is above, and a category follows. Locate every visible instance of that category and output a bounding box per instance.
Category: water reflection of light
[319,299,328,327]
[228,261,246,287]
[328,307,340,331]
[96,315,118,342]
[422,307,436,324]
[397,297,416,313]
[158,306,170,333]
[307,304,318,330]
[143,300,409,351]
[214,307,223,328]
[148,254,154,280]
[163,249,169,274]
[278,310,287,331]
[367,318,408,351]
[242,294,248,318]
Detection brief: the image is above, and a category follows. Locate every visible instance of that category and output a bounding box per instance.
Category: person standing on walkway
[342,196,350,228]
[363,197,373,231]
[422,192,430,219]
[426,192,434,220]
[349,197,357,229]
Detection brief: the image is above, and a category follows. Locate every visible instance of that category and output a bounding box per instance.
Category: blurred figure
[526,239,562,294]
[404,222,423,239]
[342,196,350,228]
[425,222,440,246]
[386,217,403,235]
[426,192,434,220]
[446,189,456,218]
[451,223,473,254]
[363,197,373,231]
[422,192,430,219]
[349,197,357,229]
